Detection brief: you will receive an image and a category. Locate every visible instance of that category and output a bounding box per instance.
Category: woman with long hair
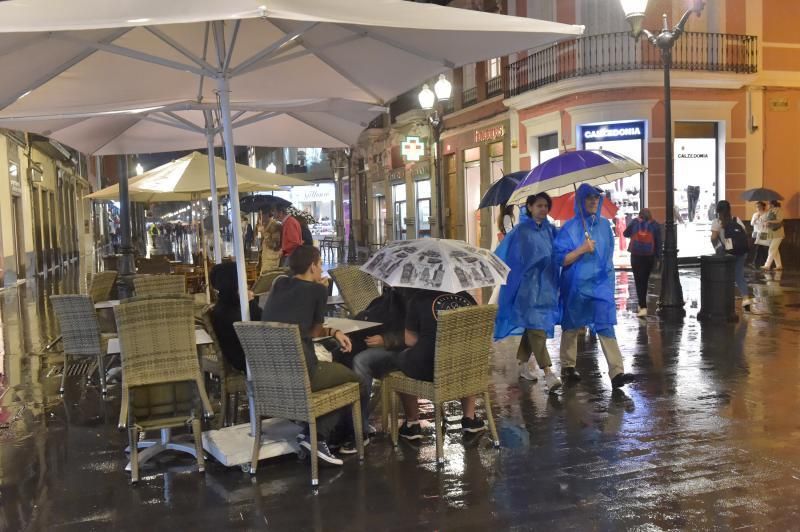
[711,200,753,311]
[494,193,562,391]
[751,201,769,268]
[762,200,784,271]
[496,203,516,241]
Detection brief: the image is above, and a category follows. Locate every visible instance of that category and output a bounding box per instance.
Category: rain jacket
[494,211,559,340]
[554,183,617,335]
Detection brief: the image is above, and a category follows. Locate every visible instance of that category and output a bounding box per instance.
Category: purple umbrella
[507,150,645,205]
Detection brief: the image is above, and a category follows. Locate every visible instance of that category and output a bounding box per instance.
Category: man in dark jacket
[209,262,262,372]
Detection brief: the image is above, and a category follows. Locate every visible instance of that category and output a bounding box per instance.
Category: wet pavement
[1,262,799,531]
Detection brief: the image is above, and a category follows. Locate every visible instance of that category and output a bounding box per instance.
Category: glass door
[392,183,407,240]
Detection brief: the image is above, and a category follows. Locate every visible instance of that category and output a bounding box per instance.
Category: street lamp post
[620,0,705,320]
[419,74,452,239]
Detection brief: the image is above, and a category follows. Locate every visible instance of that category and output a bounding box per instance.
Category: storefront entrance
[464,147,482,248]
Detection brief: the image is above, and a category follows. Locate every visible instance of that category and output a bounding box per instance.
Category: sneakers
[611,372,635,389]
[544,371,562,392]
[398,421,423,441]
[338,436,370,455]
[461,416,486,433]
[742,297,753,312]
[561,367,582,382]
[636,308,648,318]
[298,438,343,466]
[518,360,539,382]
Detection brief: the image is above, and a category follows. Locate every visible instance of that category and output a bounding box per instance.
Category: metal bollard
[697,254,738,323]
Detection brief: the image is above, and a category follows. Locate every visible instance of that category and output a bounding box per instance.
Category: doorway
[392,183,407,240]
[11,197,25,279]
[375,195,386,244]
[464,158,482,248]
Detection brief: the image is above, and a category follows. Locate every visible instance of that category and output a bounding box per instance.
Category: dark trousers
[754,244,769,268]
[686,186,700,222]
[631,254,655,309]
[308,361,360,441]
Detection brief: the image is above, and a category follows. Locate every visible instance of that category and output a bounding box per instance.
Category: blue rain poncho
[494,211,559,340]
[553,183,617,336]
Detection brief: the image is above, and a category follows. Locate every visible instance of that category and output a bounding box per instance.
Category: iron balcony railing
[462,86,478,106]
[486,76,503,97]
[506,31,758,98]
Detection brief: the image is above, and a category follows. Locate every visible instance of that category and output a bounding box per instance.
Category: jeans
[733,253,748,297]
[352,347,398,435]
[630,254,655,309]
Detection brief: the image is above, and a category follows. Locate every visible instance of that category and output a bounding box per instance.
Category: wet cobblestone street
[1,264,799,531]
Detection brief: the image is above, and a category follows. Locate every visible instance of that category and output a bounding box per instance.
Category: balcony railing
[506,31,758,98]
[462,86,478,106]
[486,76,503,97]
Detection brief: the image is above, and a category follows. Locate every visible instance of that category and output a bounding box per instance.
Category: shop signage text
[474,125,505,144]
[581,121,645,142]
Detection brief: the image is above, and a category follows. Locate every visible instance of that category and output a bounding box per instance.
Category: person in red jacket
[276,205,302,265]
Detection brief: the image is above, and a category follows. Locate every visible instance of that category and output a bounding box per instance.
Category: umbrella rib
[230,111,278,130]
[0,27,131,113]
[144,25,218,73]
[162,111,206,133]
[270,19,384,105]
[334,24,455,69]
[197,23,211,102]
[141,114,203,134]
[229,21,318,77]
[285,112,352,146]
[52,33,214,78]
[222,19,241,73]
[92,119,141,155]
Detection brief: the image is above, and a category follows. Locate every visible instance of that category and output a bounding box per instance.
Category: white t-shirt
[503,214,515,234]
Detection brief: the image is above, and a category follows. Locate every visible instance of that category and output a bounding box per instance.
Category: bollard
[697,254,738,323]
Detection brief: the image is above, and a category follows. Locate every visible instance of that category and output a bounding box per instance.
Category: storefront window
[375,195,387,244]
[674,121,718,258]
[464,146,482,247]
[392,183,407,240]
[538,132,560,164]
[415,179,432,238]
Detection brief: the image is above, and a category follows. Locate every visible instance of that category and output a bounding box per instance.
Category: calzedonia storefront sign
[581,121,645,142]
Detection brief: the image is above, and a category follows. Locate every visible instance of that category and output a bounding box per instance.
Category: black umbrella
[478,170,528,209]
[741,188,783,202]
[239,194,291,213]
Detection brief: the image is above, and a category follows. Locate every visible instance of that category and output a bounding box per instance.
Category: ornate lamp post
[620,0,705,319]
[418,74,452,238]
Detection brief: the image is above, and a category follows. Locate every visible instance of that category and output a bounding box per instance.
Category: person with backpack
[623,208,662,318]
[711,200,753,311]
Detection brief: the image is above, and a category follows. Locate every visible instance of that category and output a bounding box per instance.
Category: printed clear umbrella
[360,239,509,294]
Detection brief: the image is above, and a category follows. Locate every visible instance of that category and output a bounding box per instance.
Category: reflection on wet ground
[1,263,799,530]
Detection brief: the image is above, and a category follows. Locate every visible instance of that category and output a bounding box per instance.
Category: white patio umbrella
[86,151,307,202]
[0,0,584,326]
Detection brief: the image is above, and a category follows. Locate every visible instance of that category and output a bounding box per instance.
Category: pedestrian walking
[554,184,635,389]
[762,200,784,271]
[711,200,753,311]
[276,205,303,266]
[258,209,282,273]
[623,208,661,317]
[496,203,515,242]
[494,193,562,391]
[750,201,769,268]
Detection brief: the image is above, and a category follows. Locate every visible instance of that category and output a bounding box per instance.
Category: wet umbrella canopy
[239,195,292,214]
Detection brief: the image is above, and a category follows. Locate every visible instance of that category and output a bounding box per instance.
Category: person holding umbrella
[554,184,634,389]
[493,193,562,391]
[751,201,769,268]
[762,200,785,271]
[258,209,282,273]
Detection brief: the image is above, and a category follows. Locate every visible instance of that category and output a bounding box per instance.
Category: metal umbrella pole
[204,110,223,264]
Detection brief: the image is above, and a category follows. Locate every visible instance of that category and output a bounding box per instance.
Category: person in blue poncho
[494,193,563,392]
[554,184,635,389]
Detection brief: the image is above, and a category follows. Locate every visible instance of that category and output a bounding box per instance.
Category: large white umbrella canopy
[0,0,583,327]
[86,151,307,202]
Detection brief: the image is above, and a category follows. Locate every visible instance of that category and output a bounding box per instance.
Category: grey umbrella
[741,188,784,202]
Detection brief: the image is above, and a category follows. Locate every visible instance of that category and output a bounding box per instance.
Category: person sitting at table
[209,262,262,373]
[394,289,487,441]
[261,245,358,465]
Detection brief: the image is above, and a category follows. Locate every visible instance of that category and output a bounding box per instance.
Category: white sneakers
[544,371,562,392]
[518,360,539,382]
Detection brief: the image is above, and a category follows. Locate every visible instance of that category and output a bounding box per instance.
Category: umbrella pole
[573,183,590,239]
[204,112,223,264]
[198,194,211,304]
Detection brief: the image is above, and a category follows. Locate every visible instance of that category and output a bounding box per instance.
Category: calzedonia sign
[581,121,645,142]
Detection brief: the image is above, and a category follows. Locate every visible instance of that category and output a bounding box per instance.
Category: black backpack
[294,215,314,245]
[724,218,749,256]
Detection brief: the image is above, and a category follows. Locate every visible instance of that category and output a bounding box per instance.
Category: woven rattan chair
[384,305,500,464]
[251,268,290,295]
[329,266,380,317]
[89,271,118,303]
[114,295,213,483]
[133,274,186,296]
[234,321,364,486]
[50,295,114,395]
[198,305,247,426]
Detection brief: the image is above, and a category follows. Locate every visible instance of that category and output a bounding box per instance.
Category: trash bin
[697,254,738,323]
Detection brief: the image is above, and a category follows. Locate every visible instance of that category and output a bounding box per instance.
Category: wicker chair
[133,274,186,296]
[251,268,290,295]
[198,305,247,426]
[114,295,213,483]
[50,295,113,395]
[328,266,380,317]
[89,270,118,303]
[384,305,500,464]
[234,321,364,486]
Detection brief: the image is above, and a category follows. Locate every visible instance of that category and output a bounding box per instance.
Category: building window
[415,179,432,238]
[392,183,407,240]
[488,58,501,79]
[538,133,559,164]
